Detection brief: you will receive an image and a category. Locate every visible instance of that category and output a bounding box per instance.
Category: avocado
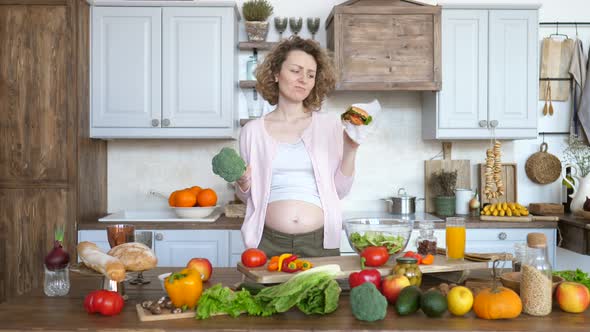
[420,290,448,318]
[395,285,422,316]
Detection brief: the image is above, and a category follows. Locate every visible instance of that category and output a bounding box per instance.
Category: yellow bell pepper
[164,268,203,309]
[276,253,292,272]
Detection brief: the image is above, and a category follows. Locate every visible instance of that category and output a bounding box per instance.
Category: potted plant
[242,0,274,42]
[430,169,458,217]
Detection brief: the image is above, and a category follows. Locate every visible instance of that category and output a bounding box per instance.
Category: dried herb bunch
[430,170,458,197]
[242,0,274,21]
[563,135,590,177]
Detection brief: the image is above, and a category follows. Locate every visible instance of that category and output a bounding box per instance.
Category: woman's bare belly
[265,200,324,234]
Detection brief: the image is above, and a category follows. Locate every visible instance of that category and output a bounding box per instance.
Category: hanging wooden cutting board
[478,163,517,205]
[237,255,488,284]
[424,160,471,213]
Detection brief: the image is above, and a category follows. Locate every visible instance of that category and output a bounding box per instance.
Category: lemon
[447,286,474,316]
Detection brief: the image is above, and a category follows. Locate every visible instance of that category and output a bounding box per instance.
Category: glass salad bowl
[344,218,413,259]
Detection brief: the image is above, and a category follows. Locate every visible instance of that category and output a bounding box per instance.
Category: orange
[188,186,202,197]
[168,190,179,207]
[175,190,198,207]
[196,188,217,207]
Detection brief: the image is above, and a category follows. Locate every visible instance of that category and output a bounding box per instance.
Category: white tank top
[268,139,322,208]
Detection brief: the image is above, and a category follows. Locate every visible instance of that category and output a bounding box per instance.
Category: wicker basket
[525,142,562,184]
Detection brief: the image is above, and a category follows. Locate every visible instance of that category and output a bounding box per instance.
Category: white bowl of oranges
[168,186,218,219]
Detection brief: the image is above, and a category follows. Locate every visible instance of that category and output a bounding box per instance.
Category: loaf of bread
[77,241,126,282]
[107,242,157,272]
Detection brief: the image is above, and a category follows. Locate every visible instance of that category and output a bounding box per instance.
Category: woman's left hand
[344,131,360,149]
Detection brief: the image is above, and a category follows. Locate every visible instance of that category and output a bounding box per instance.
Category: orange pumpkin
[473,286,522,319]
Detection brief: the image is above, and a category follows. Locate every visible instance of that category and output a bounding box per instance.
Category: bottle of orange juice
[445,217,466,261]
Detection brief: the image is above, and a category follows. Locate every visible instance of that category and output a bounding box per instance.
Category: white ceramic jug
[562,163,590,213]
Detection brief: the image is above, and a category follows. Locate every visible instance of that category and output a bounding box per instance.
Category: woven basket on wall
[525,142,562,184]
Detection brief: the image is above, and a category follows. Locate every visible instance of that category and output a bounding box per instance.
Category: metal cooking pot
[382,188,424,215]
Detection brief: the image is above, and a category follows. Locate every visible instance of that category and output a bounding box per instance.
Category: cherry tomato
[361,246,390,267]
[241,248,267,268]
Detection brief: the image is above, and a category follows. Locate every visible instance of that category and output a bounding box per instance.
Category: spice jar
[521,233,552,316]
[392,257,422,287]
[415,220,437,256]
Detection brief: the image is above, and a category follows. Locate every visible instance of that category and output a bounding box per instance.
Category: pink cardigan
[236,111,354,249]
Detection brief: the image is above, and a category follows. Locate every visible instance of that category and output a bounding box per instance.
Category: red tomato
[403,251,423,264]
[361,246,390,267]
[84,290,124,316]
[241,248,267,268]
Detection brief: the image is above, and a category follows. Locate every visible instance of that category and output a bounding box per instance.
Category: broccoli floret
[349,282,388,322]
[212,147,247,182]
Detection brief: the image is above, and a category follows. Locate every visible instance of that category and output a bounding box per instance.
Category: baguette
[107,242,157,272]
[77,241,126,282]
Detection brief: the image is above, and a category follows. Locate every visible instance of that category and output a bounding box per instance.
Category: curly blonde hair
[255,36,336,111]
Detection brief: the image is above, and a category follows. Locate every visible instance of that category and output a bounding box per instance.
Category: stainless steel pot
[383,188,424,214]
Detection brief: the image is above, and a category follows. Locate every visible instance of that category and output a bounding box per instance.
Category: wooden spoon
[548,82,554,116]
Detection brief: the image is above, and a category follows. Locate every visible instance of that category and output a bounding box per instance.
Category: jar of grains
[521,233,552,316]
[393,257,422,287]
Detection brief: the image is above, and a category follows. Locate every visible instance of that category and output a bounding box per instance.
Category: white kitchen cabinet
[90,4,238,139]
[422,6,539,140]
[154,230,229,268]
[78,230,111,254]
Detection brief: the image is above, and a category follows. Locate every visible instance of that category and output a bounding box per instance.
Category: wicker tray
[525,142,562,184]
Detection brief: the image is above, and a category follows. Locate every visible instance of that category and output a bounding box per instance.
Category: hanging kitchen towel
[341,99,381,145]
[575,48,590,142]
[568,38,587,135]
[539,37,575,101]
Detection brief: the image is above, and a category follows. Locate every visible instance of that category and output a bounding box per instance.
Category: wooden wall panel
[0,189,71,299]
[0,0,107,303]
[0,5,69,184]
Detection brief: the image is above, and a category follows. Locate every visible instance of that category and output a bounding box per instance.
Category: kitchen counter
[78,214,558,230]
[0,267,587,331]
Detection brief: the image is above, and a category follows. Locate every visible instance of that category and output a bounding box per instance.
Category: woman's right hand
[236,165,252,192]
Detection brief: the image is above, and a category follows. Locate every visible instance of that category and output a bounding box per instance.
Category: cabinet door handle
[489,120,499,128]
[478,120,488,128]
[152,119,160,127]
[498,232,507,240]
[162,118,171,127]
[155,233,164,241]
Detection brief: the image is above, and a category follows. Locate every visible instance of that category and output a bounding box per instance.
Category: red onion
[45,227,70,270]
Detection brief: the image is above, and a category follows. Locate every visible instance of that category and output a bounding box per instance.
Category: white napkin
[342,99,381,145]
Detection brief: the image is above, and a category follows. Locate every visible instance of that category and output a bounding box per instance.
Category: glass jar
[512,242,527,272]
[393,257,422,287]
[44,264,70,297]
[521,233,552,316]
[415,220,437,256]
[246,56,258,81]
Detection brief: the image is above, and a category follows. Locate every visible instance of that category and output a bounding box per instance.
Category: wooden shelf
[238,41,277,51]
[239,80,257,89]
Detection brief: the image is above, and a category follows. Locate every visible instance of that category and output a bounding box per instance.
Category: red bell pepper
[281,254,299,273]
[84,290,124,316]
[361,246,390,267]
[348,257,382,290]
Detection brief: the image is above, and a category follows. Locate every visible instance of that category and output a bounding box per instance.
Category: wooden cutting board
[136,304,195,321]
[479,215,559,222]
[424,160,471,213]
[237,255,488,284]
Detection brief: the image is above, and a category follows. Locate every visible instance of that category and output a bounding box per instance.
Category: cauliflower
[212,147,246,182]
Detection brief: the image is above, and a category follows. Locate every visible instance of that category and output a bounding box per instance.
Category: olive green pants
[258,226,340,258]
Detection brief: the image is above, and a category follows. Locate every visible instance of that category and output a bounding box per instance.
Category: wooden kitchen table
[0,267,588,331]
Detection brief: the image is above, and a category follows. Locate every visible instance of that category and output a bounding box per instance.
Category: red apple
[186,258,213,282]
[556,281,590,313]
[381,275,411,304]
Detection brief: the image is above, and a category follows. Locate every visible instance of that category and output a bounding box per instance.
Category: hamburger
[341,106,372,126]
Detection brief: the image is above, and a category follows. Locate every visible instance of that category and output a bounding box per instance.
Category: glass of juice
[445,217,466,261]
